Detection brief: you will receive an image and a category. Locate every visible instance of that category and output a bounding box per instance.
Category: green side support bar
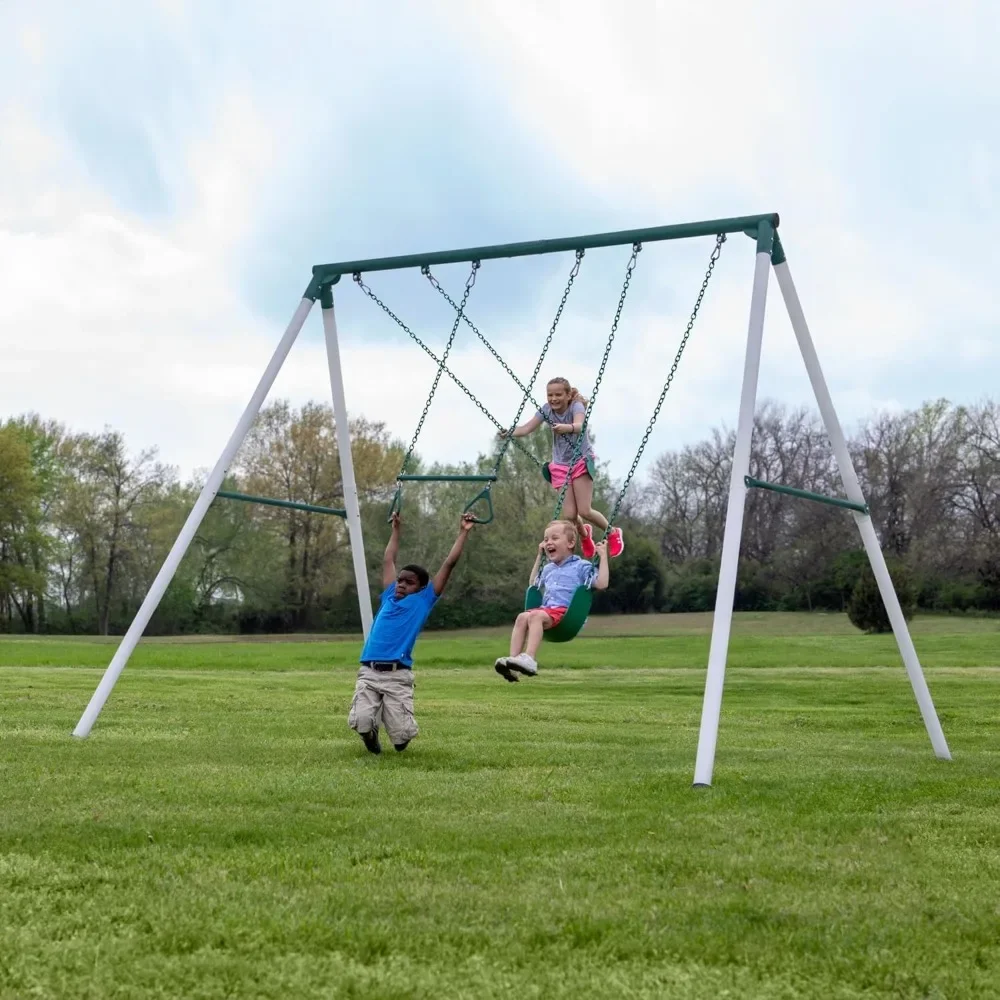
[397,474,498,483]
[216,490,347,518]
[743,477,869,515]
[309,213,779,288]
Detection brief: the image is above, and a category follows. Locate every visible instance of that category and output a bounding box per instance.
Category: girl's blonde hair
[547,519,578,548]
[546,377,588,408]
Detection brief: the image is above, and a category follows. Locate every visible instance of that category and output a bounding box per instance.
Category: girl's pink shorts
[548,457,591,490]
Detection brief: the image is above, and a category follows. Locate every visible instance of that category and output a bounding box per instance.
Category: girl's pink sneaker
[579,523,596,559]
[608,527,624,558]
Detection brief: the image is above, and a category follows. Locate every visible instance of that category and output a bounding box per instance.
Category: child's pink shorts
[547,458,591,490]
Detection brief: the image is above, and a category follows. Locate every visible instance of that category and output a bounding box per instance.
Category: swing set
[72,213,952,790]
[351,234,727,642]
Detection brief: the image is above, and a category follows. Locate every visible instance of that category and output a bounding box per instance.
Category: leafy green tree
[0,425,45,631]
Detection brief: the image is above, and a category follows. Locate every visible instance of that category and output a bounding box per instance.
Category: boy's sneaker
[360,729,382,755]
[579,523,596,559]
[495,657,519,683]
[608,527,625,558]
[394,740,410,752]
[508,652,538,677]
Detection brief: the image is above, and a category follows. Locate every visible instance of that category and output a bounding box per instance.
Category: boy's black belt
[363,661,411,671]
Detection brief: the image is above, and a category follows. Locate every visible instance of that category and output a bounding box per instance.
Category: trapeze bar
[311,213,779,283]
[743,477,869,515]
[397,474,498,483]
[215,490,347,517]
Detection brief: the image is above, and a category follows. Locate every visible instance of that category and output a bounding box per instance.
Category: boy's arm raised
[382,512,402,587]
[432,514,476,596]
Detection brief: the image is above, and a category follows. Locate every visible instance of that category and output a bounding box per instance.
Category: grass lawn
[2,612,999,998]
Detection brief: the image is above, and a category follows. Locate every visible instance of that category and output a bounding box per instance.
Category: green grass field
[2,613,999,999]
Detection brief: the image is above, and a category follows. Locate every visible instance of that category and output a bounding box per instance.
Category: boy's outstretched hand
[594,538,609,560]
[389,511,402,531]
[459,513,476,532]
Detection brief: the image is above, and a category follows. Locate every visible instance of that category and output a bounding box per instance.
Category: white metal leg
[321,298,374,639]
[693,249,772,786]
[72,297,316,738]
[773,260,951,760]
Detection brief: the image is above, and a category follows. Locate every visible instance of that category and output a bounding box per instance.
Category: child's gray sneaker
[494,657,519,683]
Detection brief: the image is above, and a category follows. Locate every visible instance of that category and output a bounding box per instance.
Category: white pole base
[321,299,374,639]
[692,247,772,787]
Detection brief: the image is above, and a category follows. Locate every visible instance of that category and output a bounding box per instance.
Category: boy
[349,511,475,754]
[495,519,609,682]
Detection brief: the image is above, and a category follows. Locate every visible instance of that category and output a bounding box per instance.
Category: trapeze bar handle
[216,490,346,518]
[386,487,402,523]
[463,486,494,525]
[743,477,869,515]
[397,474,498,483]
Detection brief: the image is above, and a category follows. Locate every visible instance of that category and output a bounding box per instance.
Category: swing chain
[493,248,585,471]
[554,243,641,519]
[355,260,481,478]
[353,270,544,468]
[422,266,544,415]
[605,232,727,530]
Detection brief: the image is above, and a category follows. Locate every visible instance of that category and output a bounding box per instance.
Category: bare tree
[61,431,171,635]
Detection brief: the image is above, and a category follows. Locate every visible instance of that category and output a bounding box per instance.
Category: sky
[3,0,999,490]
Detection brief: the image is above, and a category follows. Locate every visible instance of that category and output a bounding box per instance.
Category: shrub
[847,557,916,633]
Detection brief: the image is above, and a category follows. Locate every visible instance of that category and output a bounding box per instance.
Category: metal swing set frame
[72,213,952,788]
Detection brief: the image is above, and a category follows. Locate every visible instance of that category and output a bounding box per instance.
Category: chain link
[358,260,480,479]
[351,271,544,469]
[423,268,544,414]
[492,248,585,474]
[352,231,721,531]
[553,243,642,519]
[604,233,727,532]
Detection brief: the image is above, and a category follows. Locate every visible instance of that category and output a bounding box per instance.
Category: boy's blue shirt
[359,583,439,667]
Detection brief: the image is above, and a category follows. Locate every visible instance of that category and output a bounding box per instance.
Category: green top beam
[770,231,786,266]
[311,214,779,286]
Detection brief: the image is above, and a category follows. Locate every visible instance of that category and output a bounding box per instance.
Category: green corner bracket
[770,230,786,266]
[304,273,342,304]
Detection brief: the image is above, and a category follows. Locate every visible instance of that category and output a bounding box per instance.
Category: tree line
[2,396,999,636]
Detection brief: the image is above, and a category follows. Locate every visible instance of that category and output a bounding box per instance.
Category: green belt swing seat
[524,578,594,643]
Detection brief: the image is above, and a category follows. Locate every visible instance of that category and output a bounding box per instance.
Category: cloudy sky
[3,0,999,488]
